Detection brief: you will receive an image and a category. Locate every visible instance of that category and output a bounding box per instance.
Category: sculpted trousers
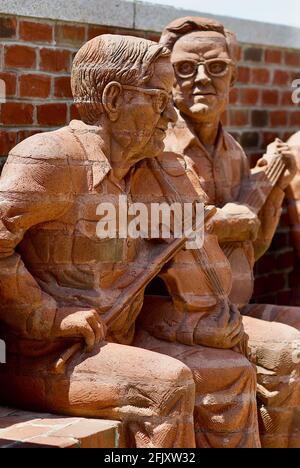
[242,310,300,448]
[0,343,196,448]
[133,330,261,448]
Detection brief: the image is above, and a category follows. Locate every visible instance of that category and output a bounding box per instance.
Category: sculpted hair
[71,34,170,124]
[159,16,239,65]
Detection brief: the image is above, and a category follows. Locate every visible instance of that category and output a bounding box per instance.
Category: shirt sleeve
[0,142,74,340]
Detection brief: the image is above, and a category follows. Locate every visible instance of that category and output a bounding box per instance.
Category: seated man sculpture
[285,132,300,306]
[0,34,260,448]
[137,16,300,448]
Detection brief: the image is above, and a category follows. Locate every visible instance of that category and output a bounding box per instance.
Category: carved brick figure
[286,132,300,304]
[153,17,300,448]
[0,34,260,448]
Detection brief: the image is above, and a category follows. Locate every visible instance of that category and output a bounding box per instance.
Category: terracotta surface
[286,132,300,302]
[0,32,263,449]
[155,16,300,448]
[0,406,119,448]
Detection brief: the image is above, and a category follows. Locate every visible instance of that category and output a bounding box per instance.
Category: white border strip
[0,0,300,49]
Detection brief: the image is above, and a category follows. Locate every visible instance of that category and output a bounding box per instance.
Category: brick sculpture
[0,33,263,449]
[150,16,300,448]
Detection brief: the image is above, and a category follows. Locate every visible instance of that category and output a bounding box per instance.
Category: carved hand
[51,308,107,352]
[208,204,260,243]
[262,138,297,190]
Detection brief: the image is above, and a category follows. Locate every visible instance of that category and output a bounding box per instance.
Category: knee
[154,356,195,414]
[254,326,300,375]
[161,355,195,392]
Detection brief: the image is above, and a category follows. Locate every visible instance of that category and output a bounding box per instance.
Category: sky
[144,0,300,28]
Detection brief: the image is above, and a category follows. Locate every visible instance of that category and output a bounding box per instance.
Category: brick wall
[0,14,300,304]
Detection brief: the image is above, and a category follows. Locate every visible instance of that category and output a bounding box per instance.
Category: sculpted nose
[163,100,178,124]
[195,64,211,85]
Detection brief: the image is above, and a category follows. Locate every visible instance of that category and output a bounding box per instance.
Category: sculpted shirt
[163,114,285,307]
[0,120,168,354]
[0,118,241,353]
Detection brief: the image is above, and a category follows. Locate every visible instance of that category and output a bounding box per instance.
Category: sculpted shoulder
[7,125,79,163]
[223,130,246,157]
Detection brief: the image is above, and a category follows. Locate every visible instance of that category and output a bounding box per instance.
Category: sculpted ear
[102,82,123,122]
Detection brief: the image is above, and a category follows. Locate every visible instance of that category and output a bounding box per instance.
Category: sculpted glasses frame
[173,58,234,79]
[122,84,170,114]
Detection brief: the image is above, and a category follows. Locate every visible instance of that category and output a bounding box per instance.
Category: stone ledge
[0,0,300,49]
[0,406,120,448]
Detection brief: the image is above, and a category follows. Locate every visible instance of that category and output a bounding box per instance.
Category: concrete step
[0,406,120,448]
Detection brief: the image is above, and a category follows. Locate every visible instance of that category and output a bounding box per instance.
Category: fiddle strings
[149,159,227,298]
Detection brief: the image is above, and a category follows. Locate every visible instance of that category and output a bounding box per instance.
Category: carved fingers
[51,308,107,352]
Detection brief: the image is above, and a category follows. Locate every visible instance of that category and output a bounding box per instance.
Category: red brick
[0,17,17,38]
[262,131,279,147]
[251,68,270,85]
[37,103,67,126]
[20,74,51,98]
[265,49,282,64]
[1,102,34,125]
[256,253,277,275]
[240,88,260,105]
[285,50,300,67]
[251,110,268,127]
[17,130,41,144]
[254,273,286,296]
[55,24,85,46]
[237,66,250,84]
[19,21,53,43]
[0,131,17,155]
[40,48,71,73]
[270,111,288,127]
[236,46,242,62]
[70,103,80,120]
[282,131,294,142]
[277,289,292,305]
[5,45,36,69]
[244,47,263,62]
[277,251,294,270]
[0,72,17,96]
[53,419,118,448]
[281,91,293,106]
[262,90,279,106]
[0,424,50,442]
[87,25,114,40]
[248,153,262,168]
[291,111,300,127]
[230,109,249,126]
[271,232,289,250]
[273,70,291,86]
[54,76,72,98]
[229,88,239,105]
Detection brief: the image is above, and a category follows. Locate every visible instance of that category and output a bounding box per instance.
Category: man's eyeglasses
[173,58,233,79]
[122,85,170,114]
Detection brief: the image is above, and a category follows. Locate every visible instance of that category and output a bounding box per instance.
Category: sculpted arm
[0,142,72,340]
[249,140,295,260]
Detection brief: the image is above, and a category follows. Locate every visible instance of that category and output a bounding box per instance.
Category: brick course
[0,14,300,304]
[0,406,120,448]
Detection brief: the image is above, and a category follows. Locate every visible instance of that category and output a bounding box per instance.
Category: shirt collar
[167,112,228,159]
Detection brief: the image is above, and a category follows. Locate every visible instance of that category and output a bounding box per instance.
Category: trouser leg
[243,315,300,448]
[243,303,300,330]
[0,342,196,448]
[134,330,260,448]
